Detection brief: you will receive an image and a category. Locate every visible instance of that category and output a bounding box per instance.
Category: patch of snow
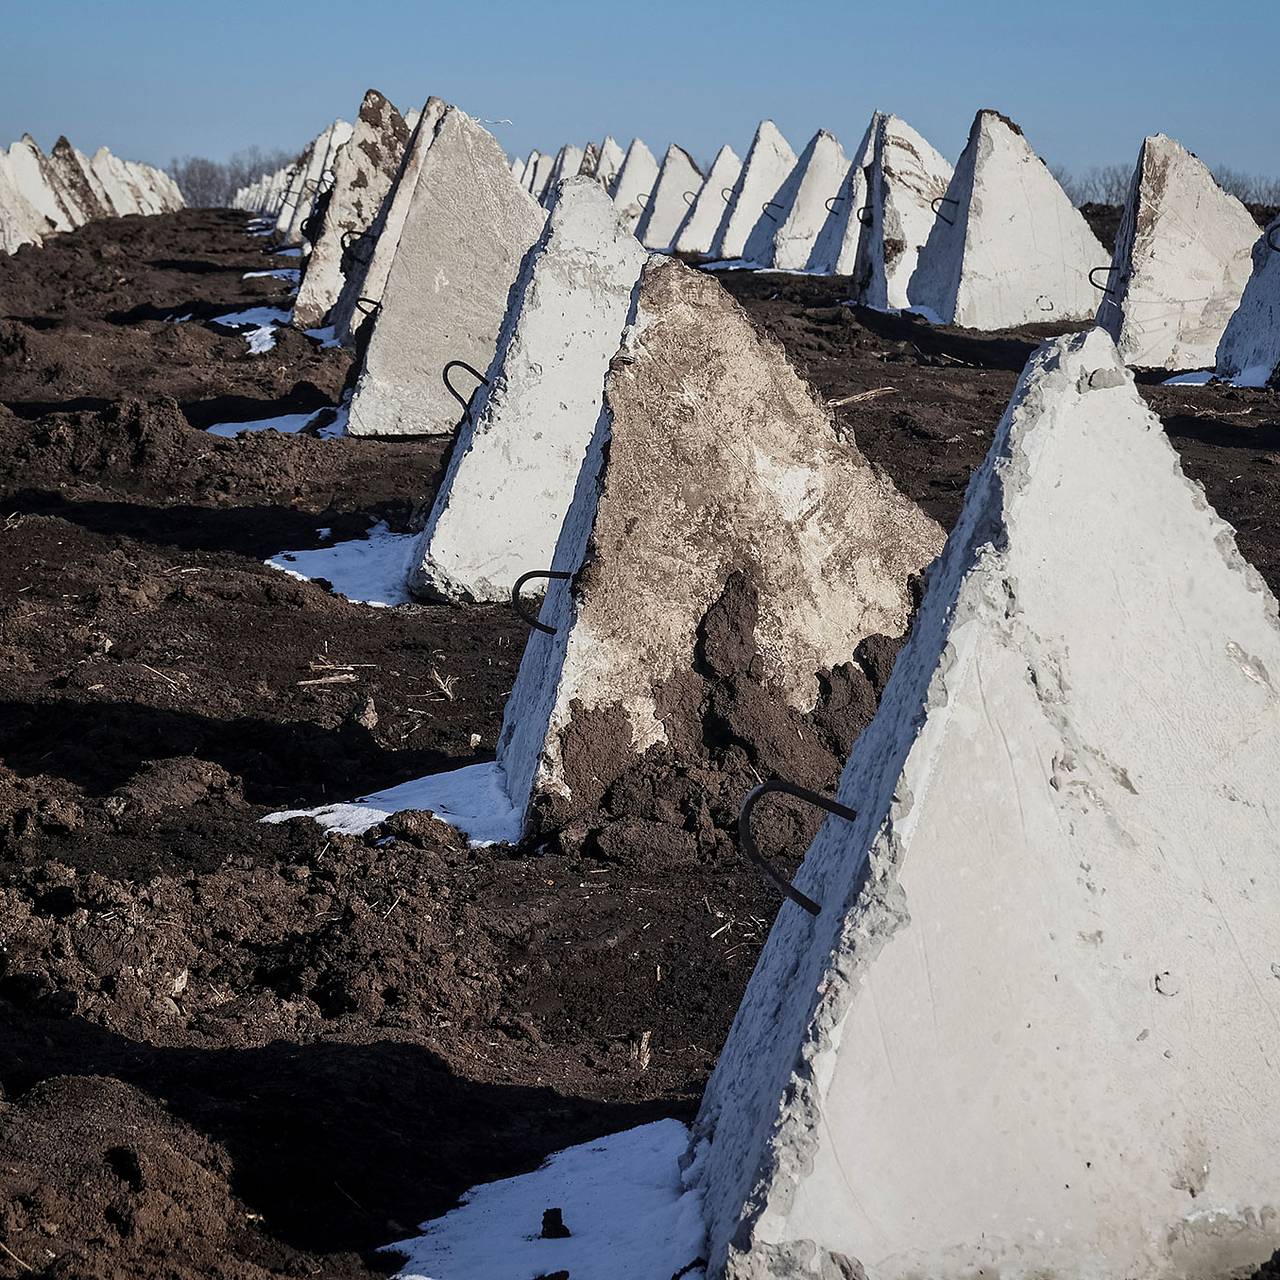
[387,1120,706,1280]
[263,759,523,846]
[304,325,344,349]
[244,267,301,282]
[206,411,325,438]
[903,303,945,324]
[266,520,415,606]
[209,305,293,329]
[1231,364,1273,389]
[316,527,333,540]
[245,325,277,354]
[273,246,303,258]
[1162,370,1215,385]
[166,312,194,324]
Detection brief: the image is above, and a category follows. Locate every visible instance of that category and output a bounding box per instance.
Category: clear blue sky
[2,0,1276,180]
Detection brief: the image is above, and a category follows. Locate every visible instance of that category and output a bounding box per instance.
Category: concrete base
[755,129,848,271]
[673,145,741,256]
[1217,214,1280,387]
[908,110,1105,328]
[634,144,703,250]
[409,176,648,603]
[493,256,940,833]
[345,106,545,436]
[690,327,1280,1280]
[330,98,446,347]
[710,120,796,262]
[608,139,659,234]
[1098,134,1259,371]
[293,89,409,331]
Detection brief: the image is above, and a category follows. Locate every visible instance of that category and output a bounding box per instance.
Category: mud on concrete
[1,211,1278,1279]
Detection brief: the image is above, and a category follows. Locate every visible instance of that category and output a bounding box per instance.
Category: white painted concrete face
[608,138,659,235]
[521,150,542,193]
[510,155,526,185]
[74,145,115,215]
[852,114,953,309]
[274,141,315,238]
[760,130,849,271]
[594,136,625,190]
[543,145,585,204]
[408,177,648,604]
[529,151,556,201]
[908,110,1105,328]
[633,144,703,251]
[710,120,796,262]
[1216,215,1280,386]
[122,159,162,215]
[346,106,545,437]
[690,325,1280,1280]
[89,149,137,216]
[672,145,742,257]
[293,89,409,331]
[806,114,879,277]
[0,152,48,253]
[1098,134,1260,371]
[330,97,446,347]
[280,120,353,246]
[493,256,941,831]
[7,136,71,231]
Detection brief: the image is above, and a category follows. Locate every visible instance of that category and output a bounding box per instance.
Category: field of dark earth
[0,209,1277,1279]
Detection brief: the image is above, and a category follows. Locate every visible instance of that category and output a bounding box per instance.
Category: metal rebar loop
[931,195,960,226]
[856,205,873,225]
[511,570,572,635]
[738,779,858,916]
[825,194,844,213]
[720,186,735,202]
[681,189,698,206]
[760,200,784,222]
[1088,265,1116,293]
[353,297,382,318]
[441,359,490,421]
[1267,225,1280,252]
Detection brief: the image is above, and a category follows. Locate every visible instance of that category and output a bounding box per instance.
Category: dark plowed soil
[1,211,1277,1280]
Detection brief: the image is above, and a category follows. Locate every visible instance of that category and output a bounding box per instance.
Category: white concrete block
[608,138,659,234]
[89,148,139,216]
[850,113,953,308]
[520,150,542,193]
[1098,134,1260,371]
[806,114,879,277]
[690,326,1280,1280]
[757,129,848,271]
[510,155,526,185]
[74,144,115,215]
[1216,215,1280,387]
[672,144,741,256]
[293,89,409,331]
[409,176,648,603]
[710,120,796,262]
[48,137,108,222]
[577,141,600,179]
[593,136,625,190]
[908,109,1105,328]
[492,256,940,833]
[543,145,585,205]
[278,119,353,246]
[528,151,556,201]
[345,106,545,436]
[634,144,703,251]
[330,97,446,347]
[0,151,49,253]
[7,135,72,231]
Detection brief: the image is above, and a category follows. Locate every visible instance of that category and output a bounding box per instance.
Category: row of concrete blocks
[245,93,1280,1275]
[517,113,1277,374]
[0,133,183,255]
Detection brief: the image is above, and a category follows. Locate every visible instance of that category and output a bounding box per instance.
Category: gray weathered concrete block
[710,120,796,261]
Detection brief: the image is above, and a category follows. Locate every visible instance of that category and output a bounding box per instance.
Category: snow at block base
[689,327,1280,1280]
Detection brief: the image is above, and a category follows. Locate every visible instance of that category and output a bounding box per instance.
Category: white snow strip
[210,305,293,329]
[387,1120,706,1280]
[262,759,523,846]
[274,246,303,257]
[1162,370,1215,385]
[245,325,277,354]
[304,324,344,348]
[266,520,414,606]
[244,267,301,281]
[207,410,324,438]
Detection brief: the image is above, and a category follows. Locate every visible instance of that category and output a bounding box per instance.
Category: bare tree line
[167,146,299,208]
[1053,162,1280,207]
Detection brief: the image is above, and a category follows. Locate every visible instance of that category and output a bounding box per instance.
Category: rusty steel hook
[511,570,572,635]
[738,780,858,916]
[442,359,490,422]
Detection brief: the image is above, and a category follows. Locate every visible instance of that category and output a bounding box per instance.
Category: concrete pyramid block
[672,144,742,256]
[806,114,879,277]
[1216,214,1280,387]
[293,89,409,331]
[510,155,526,185]
[593,136,625,189]
[0,152,49,253]
[634,144,703,250]
[89,148,139,216]
[527,151,555,201]
[709,120,796,262]
[851,113,954,308]
[330,98,446,347]
[48,137,108,222]
[346,106,545,436]
[278,120,353,246]
[543,145,585,203]
[908,110,1105,328]
[73,144,116,215]
[577,141,600,179]
[7,136,73,232]
[1097,134,1260,371]
[755,129,849,271]
[490,256,940,832]
[409,176,648,603]
[520,150,542,192]
[274,140,316,238]
[689,325,1280,1280]
[608,138,659,234]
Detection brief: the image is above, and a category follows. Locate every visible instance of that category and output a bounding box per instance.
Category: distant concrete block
[73,143,116,214]
[690,326,1280,1280]
[593,136,625,190]
[345,106,545,436]
[803,114,877,278]
[608,138,659,234]
[293,89,409,331]
[492,256,940,833]
[528,151,556,201]
[634,143,703,251]
[6,135,72,232]
[851,113,953,308]
[330,97,447,347]
[510,155,526,185]
[0,151,49,252]
[672,144,741,256]
[577,141,600,179]
[542,145,585,204]
[48,137,108,222]
[278,119,353,246]
[710,120,796,261]
[1216,215,1280,387]
[409,176,648,603]
[908,109,1105,328]
[89,148,139,216]
[1098,134,1259,371]
[757,129,848,271]
[520,150,542,193]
